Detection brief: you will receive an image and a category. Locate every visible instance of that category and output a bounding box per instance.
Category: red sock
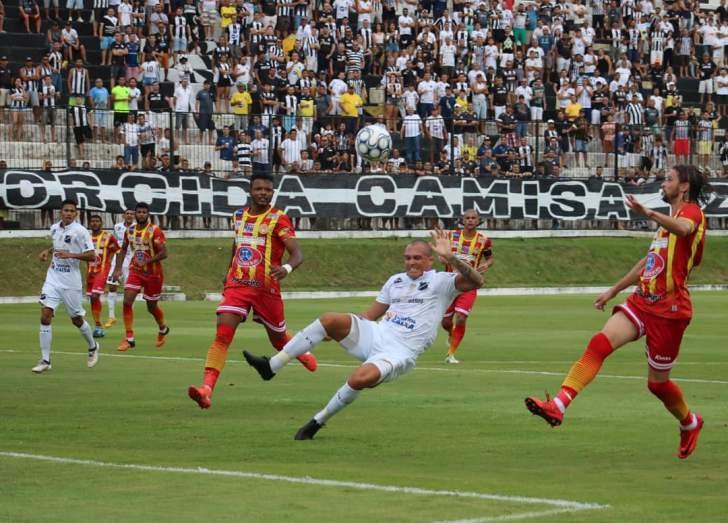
[448,323,466,355]
[150,305,165,329]
[91,296,102,327]
[123,303,134,339]
[560,332,614,406]
[647,380,691,422]
[203,323,236,392]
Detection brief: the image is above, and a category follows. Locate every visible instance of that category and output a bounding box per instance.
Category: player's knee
[70,316,84,327]
[318,312,340,335]
[454,313,468,326]
[647,380,667,397]
[145,301,157,312]
[215,323,235,345]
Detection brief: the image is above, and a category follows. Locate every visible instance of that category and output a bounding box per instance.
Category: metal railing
[1,109,726,181]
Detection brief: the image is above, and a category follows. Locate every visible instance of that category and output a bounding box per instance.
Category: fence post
[65,105,71,168]
[268,120,274,176]
[169,110,175,166]
[535,121,540,166]
[613,122,618,181]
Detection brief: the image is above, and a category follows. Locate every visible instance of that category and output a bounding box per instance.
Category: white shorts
[530,106,543,121]
[106,255,130,285]
[340,315,416,385]
[699,79,714,94]
[40,282,85,317]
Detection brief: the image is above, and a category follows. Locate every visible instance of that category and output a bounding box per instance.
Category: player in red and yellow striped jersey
[112,202,169,352]
[441,209,493,364]
[526,165,710,459]
[188,172,317,409]
[86,215,120,338]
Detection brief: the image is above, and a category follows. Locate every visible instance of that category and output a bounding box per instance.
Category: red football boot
[678,414,704,459]
[188,385,212,409]
[297,351,318,372]
[525,393,564,427]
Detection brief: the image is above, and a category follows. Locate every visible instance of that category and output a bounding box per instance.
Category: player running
[441,209,493,364]
[105,208,134,328]
[33,199,100,373]
[242,228,484,440]
[86,214,120,338]
[188,172,317,409]
[525,165,710,459]
[112,202,170,351]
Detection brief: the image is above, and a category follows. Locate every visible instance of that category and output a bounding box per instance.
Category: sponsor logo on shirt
[384,311,417,330]
[236,246,263,267]
[642,252,665,280]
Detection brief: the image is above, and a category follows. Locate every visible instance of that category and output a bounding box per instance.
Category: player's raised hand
[625,194,652,218]
[430,226,451,260]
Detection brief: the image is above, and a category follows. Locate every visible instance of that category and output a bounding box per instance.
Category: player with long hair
[525,165,711,459]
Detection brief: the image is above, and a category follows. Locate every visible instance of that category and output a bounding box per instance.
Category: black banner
[1,170,727,219]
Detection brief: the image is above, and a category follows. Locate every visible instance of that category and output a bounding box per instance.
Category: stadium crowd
[1,0,728,178]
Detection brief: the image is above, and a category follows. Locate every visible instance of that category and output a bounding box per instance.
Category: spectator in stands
[111,75,131,140]
[70,95,91,156]
[9,77,29,140]
[168,76,192,143]
[122,113,140,168]
[251,128,270,175]
[0,56,11,116]
[215,125,236,169]
[39,74,58,143]
[62,21,86,63]
[99,7,119,66]
[20,0,41,33]
[195,79,216,145]
[280,128,302,172]
[110,32,129,87]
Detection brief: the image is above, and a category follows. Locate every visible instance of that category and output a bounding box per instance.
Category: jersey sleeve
[78,228,95,252]
[276,213,296,241]
[153,226,166,247]
[376,275,395,305]
[437,271,459,300]
[482,238,493,257]
[109,234,121,254]
[678,204,703,231]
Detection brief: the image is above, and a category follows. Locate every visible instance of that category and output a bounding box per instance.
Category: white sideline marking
[0,451,607,522]
[2,349,727,385]
[436,507,584,523]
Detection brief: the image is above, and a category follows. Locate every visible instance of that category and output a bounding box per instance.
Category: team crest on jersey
[236,246,263,267]
[64,235,71,243]
[135,250,150,265]
[393,277,403,284]
[418,281,429,291]
[643,252,665,280]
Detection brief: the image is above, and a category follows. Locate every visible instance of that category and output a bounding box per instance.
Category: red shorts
[125,271,164,301]
[216,286,286,333]
[86,270,109,295]
[614,297,691,371]
[444,289,478,318]
[674,138,690,156]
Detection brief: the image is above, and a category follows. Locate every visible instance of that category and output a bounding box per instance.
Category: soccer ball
[355,124,393,163]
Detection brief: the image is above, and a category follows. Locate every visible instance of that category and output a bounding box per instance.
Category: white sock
[107,292,117,318]
[553,397,566,414]
[78,321,96,350]
[313,382,361,425]
[40,324,52,363]
[270,319,327,373]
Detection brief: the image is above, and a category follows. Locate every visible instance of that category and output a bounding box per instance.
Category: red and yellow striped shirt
[446,229,492,272]
[88,231,120,275]
[225,207,295,293]
[123,222,166,276]
[632,202,706,319]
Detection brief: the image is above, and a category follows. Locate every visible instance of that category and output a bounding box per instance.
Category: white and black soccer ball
[355,124,393,163]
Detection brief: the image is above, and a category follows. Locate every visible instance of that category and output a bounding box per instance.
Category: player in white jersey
[105,208,135,327]
[243,229,485,439]
[34,199,99,373]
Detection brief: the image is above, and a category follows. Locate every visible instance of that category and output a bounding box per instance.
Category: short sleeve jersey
[123,222,166,276]
[225,207,295,293]
[114,221,134,263]
[88,231,120,274]
[446,230,492,270]
[45,221,95,289]
[631,202,706,319]
[376,270,459,355]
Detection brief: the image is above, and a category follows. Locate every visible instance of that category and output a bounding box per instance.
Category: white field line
[0,451,607,523]
[2,349,727,385]
[436,507,586,523]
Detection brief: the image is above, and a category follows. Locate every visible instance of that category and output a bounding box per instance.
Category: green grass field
[3,237,728,297]
[1,295,726,522]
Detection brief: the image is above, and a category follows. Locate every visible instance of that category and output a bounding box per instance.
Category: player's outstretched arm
[431,227,484,291]
[625,194,695,237]
[55,248,96,262]
[360,301,389,321]
[594,256,647,311]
